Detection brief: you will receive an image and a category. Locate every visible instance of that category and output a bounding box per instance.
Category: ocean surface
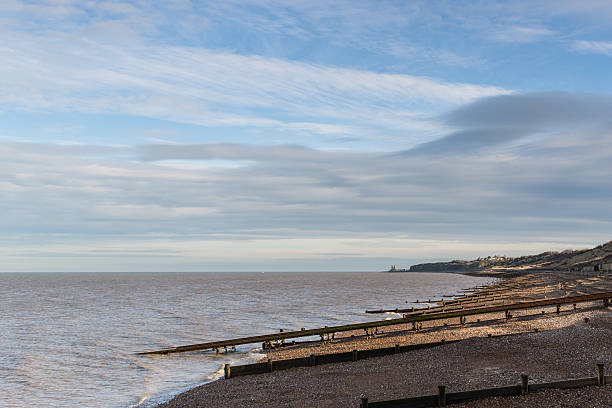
[0,272,495,408]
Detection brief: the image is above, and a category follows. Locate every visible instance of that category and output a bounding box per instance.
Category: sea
[0,272,495,408]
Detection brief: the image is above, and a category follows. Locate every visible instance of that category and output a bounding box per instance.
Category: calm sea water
[0,272,494,408]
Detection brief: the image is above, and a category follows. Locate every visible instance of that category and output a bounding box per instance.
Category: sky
[2,0,612,272]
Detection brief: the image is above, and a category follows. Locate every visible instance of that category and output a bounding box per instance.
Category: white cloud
[2,131,611,272]
[492,26,555,43]
[2,93,612,271]
[0,93,612,252]
[571,40,612,55]
[0,30,508,148]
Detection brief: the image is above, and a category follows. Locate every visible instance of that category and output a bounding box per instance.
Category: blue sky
[1,0,612,271]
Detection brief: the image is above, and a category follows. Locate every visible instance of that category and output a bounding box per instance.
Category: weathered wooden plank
[368,394,438,408]
[229,362,268,376]
[446,385,521,403]
[367,296,510,314]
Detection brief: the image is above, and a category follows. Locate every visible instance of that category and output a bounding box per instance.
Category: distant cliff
[399,240,612,273]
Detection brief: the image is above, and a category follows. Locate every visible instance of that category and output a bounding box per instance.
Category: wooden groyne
[137,291,612,355]
[224,338,462,379]
[365,276,553,314]
[361,363,609,407]
[366,289,549,314]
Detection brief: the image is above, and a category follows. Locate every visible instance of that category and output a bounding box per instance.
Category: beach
[157,271,611,407]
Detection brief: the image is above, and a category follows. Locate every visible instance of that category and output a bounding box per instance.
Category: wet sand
[157,271,612,408]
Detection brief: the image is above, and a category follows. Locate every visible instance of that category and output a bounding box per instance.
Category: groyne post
[360,395,369,408]
[520,373,529,395]
[224,363,231,379]
[437,385,446,406]
[597,363,605,386]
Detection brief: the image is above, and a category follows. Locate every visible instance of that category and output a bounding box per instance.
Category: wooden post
[360,395,369,408]
[604,298,610,308]
[438,385,446,406]
[520,373,529,395]
[597,363,605,386]
[556,304,560,314]
[224,363,231,379]
[310,354,316,366]
[267,359,273,373]
[352,349,359,361]
[395,344,400,354]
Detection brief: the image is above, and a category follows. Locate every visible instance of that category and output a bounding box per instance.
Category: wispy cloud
[492,26,556,43]
[0,30,508,148]
[571,40,612,55]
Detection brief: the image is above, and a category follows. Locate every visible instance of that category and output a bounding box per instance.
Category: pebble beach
[157,272,612,407]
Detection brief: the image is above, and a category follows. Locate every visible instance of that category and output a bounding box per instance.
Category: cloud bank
[2,92,611,270]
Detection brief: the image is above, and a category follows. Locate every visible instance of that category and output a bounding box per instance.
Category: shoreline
[156,270,611,407]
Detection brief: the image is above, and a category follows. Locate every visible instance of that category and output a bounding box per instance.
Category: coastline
[156,270,611,407]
